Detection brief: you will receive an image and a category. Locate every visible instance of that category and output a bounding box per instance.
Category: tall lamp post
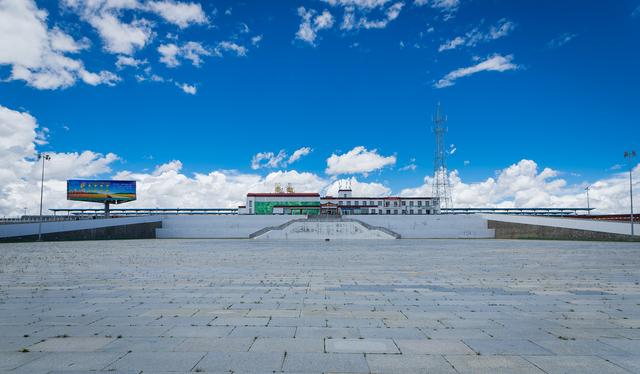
[37,153,51,241]
[585,185,591,215]
[624,150,636,236]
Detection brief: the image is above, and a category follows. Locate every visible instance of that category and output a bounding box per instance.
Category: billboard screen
[67,180,136,204]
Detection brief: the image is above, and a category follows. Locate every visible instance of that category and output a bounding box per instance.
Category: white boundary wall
[482,214,640,236]
[157,215,294,238]
[0,216,161,239]
[254,220,396,240]
[355,214,494,238]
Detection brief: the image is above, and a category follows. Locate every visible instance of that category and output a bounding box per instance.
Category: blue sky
[0,0,639,214]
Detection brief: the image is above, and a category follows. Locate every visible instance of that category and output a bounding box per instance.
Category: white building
[321,188,439,216]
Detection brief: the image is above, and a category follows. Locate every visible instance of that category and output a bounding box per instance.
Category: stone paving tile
[195,351,285,372]
[164,325,233,338]
[359,327,426,339]
[395,339,476,355]
[282,352,369,373]
[367,354,458,374]
[462,338,553,355]
[325,338,400,353]
[445,355,545,373]
[604,355,640,373]
[295,327,361,339]
[229,326,296,338]
[105,351,206,372]
[29,337,116,352]
[531,338,630,356]
[174,337,254,352]
[525,355,632,374]
[0,352,46,371]
[16,352,125,371]
[600,338,640,355]
[249,337,324,352]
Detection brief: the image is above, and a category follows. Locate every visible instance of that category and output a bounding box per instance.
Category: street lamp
[585,185,591,215]
[624,150,636,236]
[37,153,51,241]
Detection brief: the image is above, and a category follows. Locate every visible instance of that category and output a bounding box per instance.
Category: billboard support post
[105,202,110,218]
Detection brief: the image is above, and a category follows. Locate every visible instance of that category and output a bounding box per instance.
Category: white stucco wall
[482,214,640,236]
[0,216,162,239]
[254,221,396,240]
[156,215,294,238]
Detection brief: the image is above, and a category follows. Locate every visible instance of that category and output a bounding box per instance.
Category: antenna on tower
[432,102,453,209]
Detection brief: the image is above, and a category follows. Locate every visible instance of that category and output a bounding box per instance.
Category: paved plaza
[1,239,640,373]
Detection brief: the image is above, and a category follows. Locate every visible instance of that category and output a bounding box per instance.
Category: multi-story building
[239,187,439,215]
[321,188,439,215]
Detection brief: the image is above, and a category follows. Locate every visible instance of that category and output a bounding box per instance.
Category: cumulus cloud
[0,104,120,216]
[116,55,147,69]
[400,159,640,214]
[296,7,335,45]
[326,146,396,176]
[547,32,577,49]
[214,41,248,57]
[414,0,459,16]
[177,82,197,94]
[288,147,313,164]
[434,54,519,88]
[158,41,210,67]
[325,177,391,197]
[251,147,312,170]
[146,0,208,28]
[0,0,119,89]
[439,18,516,52]
[61,0,208,56]
[322,0,392,9]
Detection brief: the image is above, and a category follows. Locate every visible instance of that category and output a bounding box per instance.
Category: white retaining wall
[355,214,495,238]
[0,216,162,239]
[157,214,495,239]
[483,214,640,236]
[254,220,396,240]
[156,215,294,238]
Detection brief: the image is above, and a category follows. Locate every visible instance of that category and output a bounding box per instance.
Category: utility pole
[432,102,452,210]
[37,153,51,242]
[585,186,591,215]
[624,150,636,236]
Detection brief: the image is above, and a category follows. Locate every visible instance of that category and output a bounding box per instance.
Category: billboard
[67,180,136,204]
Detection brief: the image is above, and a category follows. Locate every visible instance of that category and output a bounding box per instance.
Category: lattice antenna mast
[432,102,453,209]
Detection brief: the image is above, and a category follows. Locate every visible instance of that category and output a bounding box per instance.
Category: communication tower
[432,102,453,209]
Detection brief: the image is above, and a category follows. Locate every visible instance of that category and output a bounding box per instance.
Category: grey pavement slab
[282,352,369,373]
[194,351,285,372]
[367,354,458,374]
[16,352,125,371]
[249,338,324,352]
[462,338,553,355]
[105,351,206,371]
[325,338,400,353]
[445,355,545,374]
[525,355,632,374]
[29,337,116,352]
[396,339,476,354]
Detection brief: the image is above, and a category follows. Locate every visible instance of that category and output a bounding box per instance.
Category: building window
[417,201,422,207]
[385,201,390,207]
[409,201,414,207]
[386,209,391,214]
[401,201,406,206]
[393,209,398,215]
[418,209,423,214]
[339,201,343,205]
[410,209,414,214]
[393,201,398,207]
[249,201,253,207]
[370,209,376,214]
[377,201,382,206]
[362,201,366,206]
[354,201,359,206]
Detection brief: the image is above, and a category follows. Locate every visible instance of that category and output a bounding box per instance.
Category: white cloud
[414,0,459,12]
[0,0,119,89]
[84,12,154,55]
[439,19,515,52]
[116,55,147,69]
[0,104,120,216]
[146,0,208,28]
[326,146,396,176]
[399,163,417,171]
[325,177,391,197]
[434,54,519,88]
[214,41,247,57]
[322,0,391,9]
[296,7,335,45]
[355,2,404,30]
[177,82,197,94]
[252,147,313,170]
[288,147,313,164]
[158,41,210,67]
[251,35,263,46]
[400,159,640,214]
[547,32,577,49]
